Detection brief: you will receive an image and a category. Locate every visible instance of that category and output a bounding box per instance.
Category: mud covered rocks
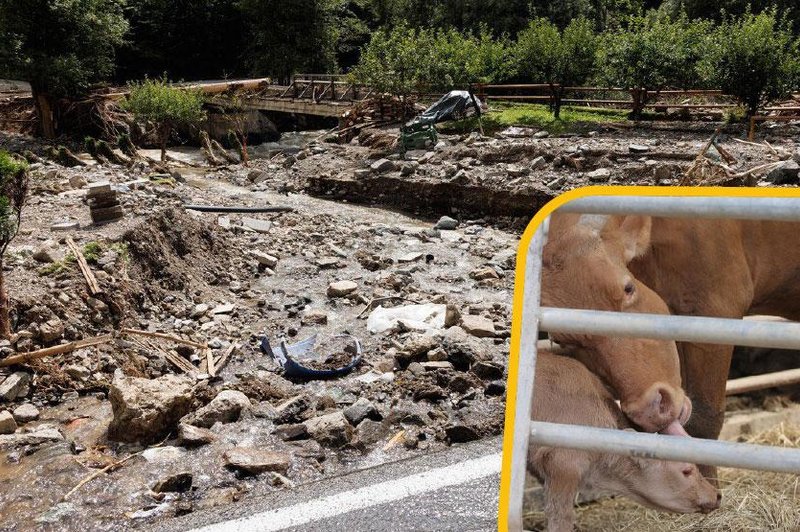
[304,411,353,447]
[12,404,39,423]
[177,423,216,447]
[327,280,358,298]
[0,411,17,434]
[0,372,31,401]
[224,447,290,475]
[182,390,250,428]
[108,373,195,444]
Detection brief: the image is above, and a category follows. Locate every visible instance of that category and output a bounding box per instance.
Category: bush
[0,151,28,338]
[699,9,799,117]
[122,78,206,162]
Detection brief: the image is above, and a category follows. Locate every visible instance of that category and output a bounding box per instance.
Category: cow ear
[548,212,582,239]
[618,216,652,263]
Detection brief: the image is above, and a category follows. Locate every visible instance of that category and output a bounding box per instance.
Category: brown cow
[542,212,800,478]
[541,214,691,435]
[529,351,720,532]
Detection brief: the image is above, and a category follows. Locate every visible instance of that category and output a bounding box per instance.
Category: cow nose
[701,493,721,513]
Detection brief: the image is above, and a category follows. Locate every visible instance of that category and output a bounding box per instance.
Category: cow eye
[624,281,636,296]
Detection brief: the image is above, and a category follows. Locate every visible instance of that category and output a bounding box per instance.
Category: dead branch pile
[0,97,36,134]
[338,96,423,143]
[679,128,780,186]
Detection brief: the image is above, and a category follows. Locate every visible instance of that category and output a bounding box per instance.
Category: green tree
[239,0,342,82]
[596,12,711,118]
[350,25,424,96]
[699,10,798,117]
[515,17,597,118]
[0,0,128,138]
[122,78,206,162]
[0,152,28,339]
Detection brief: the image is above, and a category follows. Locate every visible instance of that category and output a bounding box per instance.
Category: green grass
[82,242,103,264]
[438,102,634,135]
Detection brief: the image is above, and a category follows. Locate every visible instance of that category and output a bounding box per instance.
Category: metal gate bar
[506,195,800,532]
[558,195,800,221]
[530,422,800,474]
[540,308,800,349]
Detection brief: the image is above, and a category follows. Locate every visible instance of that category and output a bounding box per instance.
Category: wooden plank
[163,349,197,374]
[66,237,102,296]
[206,348,216,377]
[215,343,239,374]
[0,335,113,367]
[120,328,207,350]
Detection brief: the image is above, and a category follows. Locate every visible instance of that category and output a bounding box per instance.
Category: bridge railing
[506,195,800,531]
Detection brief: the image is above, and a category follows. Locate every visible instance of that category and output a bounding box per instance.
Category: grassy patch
[438,102,633,135]
[109,242,129,262]
[82,242,103,264]
[38,259,71,276]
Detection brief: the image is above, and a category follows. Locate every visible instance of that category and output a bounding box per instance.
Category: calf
[528,351,720,532]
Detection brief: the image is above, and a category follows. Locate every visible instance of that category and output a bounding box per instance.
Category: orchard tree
[515,17,597,118]
[350,25,424,97]
[0,0,128,138]
[596,13,712,118]
[0,152,28,339]
[122,78,206,162]
[700,10,799,117]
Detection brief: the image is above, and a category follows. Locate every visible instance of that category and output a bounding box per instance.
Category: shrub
[122,78,206,162]
[0,151,28,338]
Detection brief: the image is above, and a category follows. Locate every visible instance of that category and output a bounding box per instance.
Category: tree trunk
[159,124,170,163]
[32,89,56,139]
[0,256,10,340]
[553,87,564,120]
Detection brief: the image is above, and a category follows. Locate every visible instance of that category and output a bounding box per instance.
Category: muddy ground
[0,119,799,531]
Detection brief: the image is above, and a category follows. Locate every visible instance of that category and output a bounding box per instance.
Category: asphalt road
[155,436,502,532]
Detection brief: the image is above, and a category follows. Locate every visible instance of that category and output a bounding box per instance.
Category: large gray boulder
[108,374,195,444]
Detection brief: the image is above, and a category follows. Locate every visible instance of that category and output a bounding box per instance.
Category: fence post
[507,217,549,532]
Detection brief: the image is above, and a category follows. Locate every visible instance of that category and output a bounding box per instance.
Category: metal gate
[506,195,800,531]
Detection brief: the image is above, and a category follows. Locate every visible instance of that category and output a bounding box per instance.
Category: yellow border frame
[497,184,800,531]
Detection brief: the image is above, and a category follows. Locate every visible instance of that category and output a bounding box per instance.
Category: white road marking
[192,452,502,532]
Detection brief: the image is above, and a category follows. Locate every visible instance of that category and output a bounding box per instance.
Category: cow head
[541,212,690,433]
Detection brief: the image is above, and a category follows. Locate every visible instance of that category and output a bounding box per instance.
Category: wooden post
[330,78,336,100]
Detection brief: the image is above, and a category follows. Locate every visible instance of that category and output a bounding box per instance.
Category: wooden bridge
[203,74,373,118]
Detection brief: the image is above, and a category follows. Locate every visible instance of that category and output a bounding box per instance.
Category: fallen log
[200,131,223,166]
[46,146,87,167]
[0,335,113,367]
[211,138,239,165]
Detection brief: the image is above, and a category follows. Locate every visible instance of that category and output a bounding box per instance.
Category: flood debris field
[0,120,799,531]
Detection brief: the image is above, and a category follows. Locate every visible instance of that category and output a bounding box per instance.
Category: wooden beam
[0,335,113,367]
[727,368,800,396]
[66,237,102,296]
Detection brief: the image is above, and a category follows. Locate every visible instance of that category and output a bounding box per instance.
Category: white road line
[192,452,502,532]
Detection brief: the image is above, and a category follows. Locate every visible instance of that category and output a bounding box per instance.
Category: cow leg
[679,341,733,485]
[541,453,584,532]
